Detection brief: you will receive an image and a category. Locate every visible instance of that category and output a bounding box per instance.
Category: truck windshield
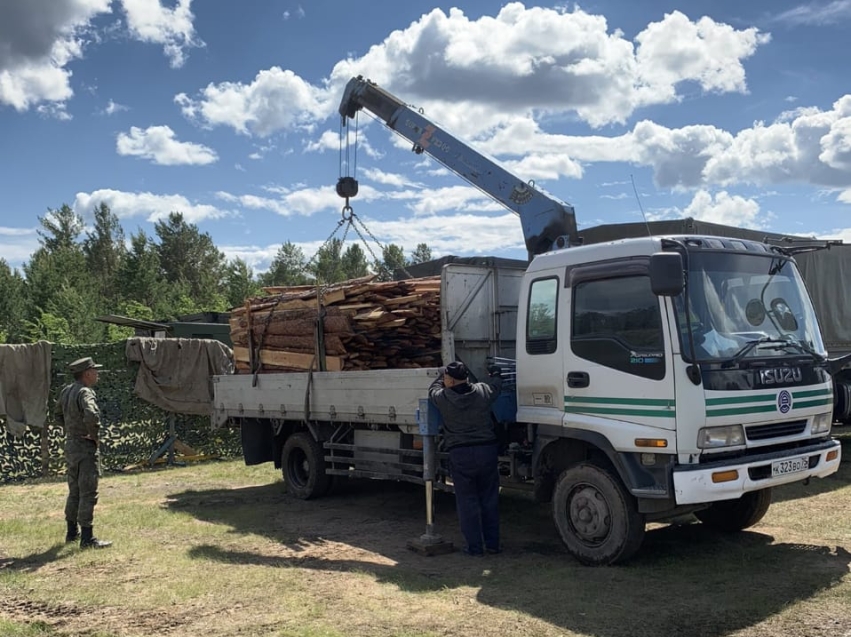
[675,250,826,364]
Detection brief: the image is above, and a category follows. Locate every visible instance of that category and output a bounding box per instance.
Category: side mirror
[649,252,684,297]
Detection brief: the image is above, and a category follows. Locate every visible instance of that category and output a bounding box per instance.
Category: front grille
[745,420,807,441]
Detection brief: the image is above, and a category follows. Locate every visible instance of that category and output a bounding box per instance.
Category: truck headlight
[812,412,833,435]
[698,425,745,449]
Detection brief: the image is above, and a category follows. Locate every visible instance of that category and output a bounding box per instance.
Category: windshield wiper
[719,336,826,368]
[776,338,826,363]
[719,337,796,368]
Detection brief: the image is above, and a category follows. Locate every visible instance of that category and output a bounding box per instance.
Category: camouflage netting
[0,341,242,483]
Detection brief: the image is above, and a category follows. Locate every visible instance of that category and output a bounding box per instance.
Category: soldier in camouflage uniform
[55,357,112,549]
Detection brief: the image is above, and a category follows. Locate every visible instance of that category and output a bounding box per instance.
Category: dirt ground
[1,443,851,637]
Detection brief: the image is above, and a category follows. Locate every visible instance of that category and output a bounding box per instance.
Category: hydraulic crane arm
[338,76,579,257]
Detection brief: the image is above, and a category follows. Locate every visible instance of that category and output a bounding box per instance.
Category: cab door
[564,260,677,434]
[515,273,565,427]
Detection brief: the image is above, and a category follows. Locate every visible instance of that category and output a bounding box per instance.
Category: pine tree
[225,258,262,308]
[154,212,227,309]
[409,243,433,264]
[309,238,345,284]
[374,243,408,281]
[83,202,126,304]
[0,259,27,343]
[260,242,310,287]
[340,243,370,279]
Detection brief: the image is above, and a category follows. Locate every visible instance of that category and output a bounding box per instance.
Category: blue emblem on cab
[777,390,792,414]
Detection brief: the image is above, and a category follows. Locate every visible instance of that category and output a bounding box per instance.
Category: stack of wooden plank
[229,275,442,373]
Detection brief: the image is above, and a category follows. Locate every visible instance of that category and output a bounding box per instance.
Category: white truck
[211,78,843,565]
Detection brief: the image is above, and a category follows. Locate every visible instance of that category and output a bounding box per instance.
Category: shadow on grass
[166,478,850,637]
[1,544,70,573]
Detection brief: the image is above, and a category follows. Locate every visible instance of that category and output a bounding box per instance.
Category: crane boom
[338,76,579,257]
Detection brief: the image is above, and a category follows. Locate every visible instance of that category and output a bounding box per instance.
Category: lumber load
[231,275,442,374]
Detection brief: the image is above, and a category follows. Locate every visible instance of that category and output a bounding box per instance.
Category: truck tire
[552,462,646,566]
[281,432,331,500]
[695,488,772,532]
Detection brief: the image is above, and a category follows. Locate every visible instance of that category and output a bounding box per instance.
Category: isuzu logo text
[758,367,803,385]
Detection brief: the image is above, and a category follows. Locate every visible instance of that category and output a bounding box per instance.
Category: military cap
[68,357,103,374]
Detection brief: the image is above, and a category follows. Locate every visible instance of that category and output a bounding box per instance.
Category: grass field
[1,433,850,637]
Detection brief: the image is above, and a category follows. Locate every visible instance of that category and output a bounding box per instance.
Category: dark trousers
[64,439,100,528]
[449,443,500,554]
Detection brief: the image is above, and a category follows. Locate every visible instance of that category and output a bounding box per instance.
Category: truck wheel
[552,462,646,566]
[695,489,772,532]
[281,432,330,500]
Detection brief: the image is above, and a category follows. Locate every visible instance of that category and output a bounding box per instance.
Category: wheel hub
[289,450,309,486]
[569,485,611,544]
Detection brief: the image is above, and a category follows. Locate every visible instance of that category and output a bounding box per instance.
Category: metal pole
[407,398,453,555]
[423,434,436,536]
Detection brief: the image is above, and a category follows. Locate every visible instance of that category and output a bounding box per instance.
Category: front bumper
[673,439,841,505]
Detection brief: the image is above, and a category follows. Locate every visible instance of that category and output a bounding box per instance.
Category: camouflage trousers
[64,438,100,528]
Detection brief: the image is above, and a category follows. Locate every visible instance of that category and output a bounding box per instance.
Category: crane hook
[336,176,359,200]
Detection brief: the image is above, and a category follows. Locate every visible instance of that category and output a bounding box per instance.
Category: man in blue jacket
[429,361,503,556]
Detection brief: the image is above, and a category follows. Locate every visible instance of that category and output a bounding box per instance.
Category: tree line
[0,204,434,345]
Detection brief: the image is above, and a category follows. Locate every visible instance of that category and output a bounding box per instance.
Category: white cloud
[73,189,229,223]
[36,102,72,120]
[0,0,201,111]
[177,5,768,139]
[476,95,851,200]
[0,226,38,236]
[304,130,340,153]
[175,67,324,136]
[361,168,422,188]
[502,154,583,181]
[220,243,281,270]
[328,5,768,131]
[0,238,40,267]
[822,224,851,241]
[405,185,505,216]
[775,0,851,25]
[102,99,128,115]
[120,0,203,68]
[216,184,385,217]
[365,212,524,255]
[0,0,111,111]
[0,226,39,266]
[702,96,851,191]
[282,5,305,21]
[819,116,851,170]
[683,190,763,227]
[634,12,769,98]
[116,125,218,165]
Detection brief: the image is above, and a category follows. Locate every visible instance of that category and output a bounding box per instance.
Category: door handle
[567,371,590,388]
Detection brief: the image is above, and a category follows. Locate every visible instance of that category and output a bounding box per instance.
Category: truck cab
[513,235,841,564]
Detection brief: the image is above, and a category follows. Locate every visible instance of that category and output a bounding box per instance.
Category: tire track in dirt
[1,593,187,636]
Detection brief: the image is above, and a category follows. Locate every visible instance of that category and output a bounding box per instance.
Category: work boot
[79,526,112,549]
[65,520,79,543]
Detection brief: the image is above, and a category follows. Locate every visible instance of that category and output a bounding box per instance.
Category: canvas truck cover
[579,218,851,355]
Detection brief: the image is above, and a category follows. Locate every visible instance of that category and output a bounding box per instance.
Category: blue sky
[2,0,850,272]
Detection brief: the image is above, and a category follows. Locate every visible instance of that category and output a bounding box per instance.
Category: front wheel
[281,432,331,500]
[552,463,646,566]
[695,489,772,532]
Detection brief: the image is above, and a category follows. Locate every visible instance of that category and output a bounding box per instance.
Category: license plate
[771,457,809,477]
